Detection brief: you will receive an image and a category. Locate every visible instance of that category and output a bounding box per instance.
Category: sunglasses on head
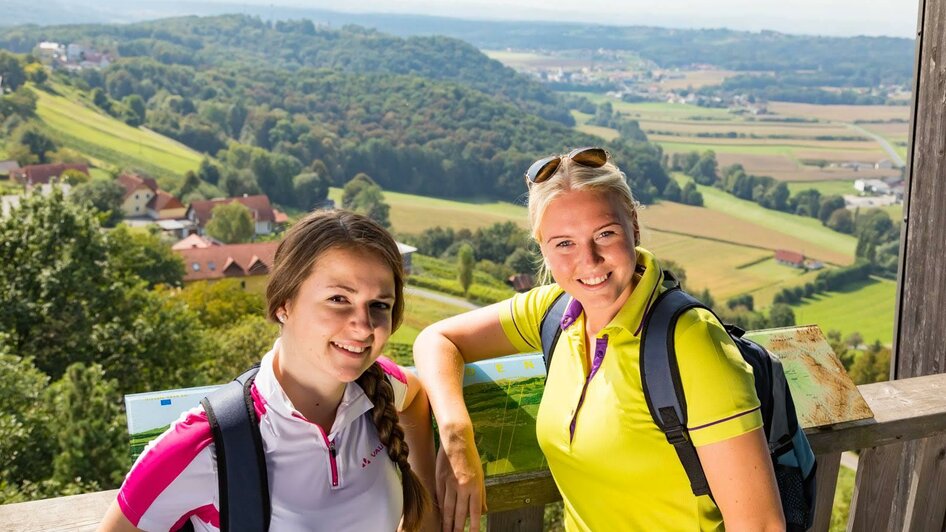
[525,146,610,184]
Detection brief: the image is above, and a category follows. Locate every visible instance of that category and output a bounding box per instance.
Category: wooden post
[809,452,841,532]
[847,443,905,531]
[882,0,946,528]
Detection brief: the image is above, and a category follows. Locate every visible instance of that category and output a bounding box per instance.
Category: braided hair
[357,364,431,531]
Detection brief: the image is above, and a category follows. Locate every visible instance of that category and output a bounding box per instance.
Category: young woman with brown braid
[100,210,436,532]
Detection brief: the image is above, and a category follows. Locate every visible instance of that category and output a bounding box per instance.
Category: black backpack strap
[640,281,713,498]
[540,291,570,373]
[200,365,270,532]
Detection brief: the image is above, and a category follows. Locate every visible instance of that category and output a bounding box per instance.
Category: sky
[216,0,920,38]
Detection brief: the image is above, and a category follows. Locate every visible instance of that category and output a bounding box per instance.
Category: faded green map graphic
[465,376,546,476]
[747,325,874,428]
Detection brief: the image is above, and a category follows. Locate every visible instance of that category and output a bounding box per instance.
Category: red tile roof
[149,190,184,215]
[116,173,158,199]
[12,163,88,186]
[188,195,275,228]
[176,242,279,282]
[172,234,219,251]
[774,249,806,266]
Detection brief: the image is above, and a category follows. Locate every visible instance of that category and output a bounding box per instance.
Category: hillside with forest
[0,15,669,204]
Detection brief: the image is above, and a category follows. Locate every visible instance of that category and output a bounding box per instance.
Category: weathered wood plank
[894,0,946,383]
[848,443,904,532]
[484,469,560,513]
[805,374,946,454]
[487,506,544,532]
[810,452,841,532]
[0,489,117,531]
[903,434,946,531]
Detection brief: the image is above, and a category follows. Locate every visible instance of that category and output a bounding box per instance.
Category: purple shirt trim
[560,297,584,331]
[688,406,762,431]
[569,334,610,441]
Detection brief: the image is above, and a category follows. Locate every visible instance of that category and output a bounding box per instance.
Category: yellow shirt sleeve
[497,284,565,354]
[673,308,763,447]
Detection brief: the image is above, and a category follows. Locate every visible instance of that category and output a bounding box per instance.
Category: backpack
[539,271,817,531]
[180,365,270,532]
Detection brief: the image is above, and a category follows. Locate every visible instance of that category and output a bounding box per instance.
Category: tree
[457,243,475,295]
[292,171,329,210]
[662,179,682,202]
[688,150,719,186]
[768,304,796,328]
[848,341,891,385]
[91,88,111,112]
[0,51,26,92]
[123,94,147,126]
[199,315,278,382]
[0,190,202,388]
[342,174,390,228]
[205,202,255,243]
[13,124,57,163]
[47,363,127,488]
[176,279,264,329]
[24,63,47,85]
[105,225,185,288]
[60,169,90,186]
[504,247,535,274]
[826,208,854,234]
[681,181,704,206]
[818,195,846,224]
[69,179,125,227]
[0,351,55,497]
[197,157,221,185]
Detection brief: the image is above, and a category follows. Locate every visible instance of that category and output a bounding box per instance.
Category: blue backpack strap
[200,365,270,532]
[540,290,570,373]
[639,275,713,498]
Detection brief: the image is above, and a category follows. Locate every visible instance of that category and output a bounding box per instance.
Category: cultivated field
[767,102,910,123]
[327,187,529,234]
[793,277,897,346]
[652,69,738,91]
[33,84,203,184]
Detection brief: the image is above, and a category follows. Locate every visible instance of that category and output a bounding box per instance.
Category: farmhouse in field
[775,249,806,269]
[186,194,288,237]
[11,163,88,188]
[175,241,279,291]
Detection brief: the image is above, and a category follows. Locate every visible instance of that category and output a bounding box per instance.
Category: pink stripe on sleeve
[376,356,408,384]
[118,410,214,526]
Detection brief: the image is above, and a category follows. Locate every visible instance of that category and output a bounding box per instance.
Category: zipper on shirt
[317,425,340,488]
[569,335,609,443]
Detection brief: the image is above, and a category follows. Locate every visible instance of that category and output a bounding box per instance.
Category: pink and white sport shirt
[116,346,411,531]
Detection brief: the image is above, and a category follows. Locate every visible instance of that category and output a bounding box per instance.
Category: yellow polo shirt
[499,248,762,531]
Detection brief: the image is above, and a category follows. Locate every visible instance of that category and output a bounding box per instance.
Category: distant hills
[2,3,915,84]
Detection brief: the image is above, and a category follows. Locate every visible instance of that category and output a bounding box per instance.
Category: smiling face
[278,246,396,388]
[538,189,638,329]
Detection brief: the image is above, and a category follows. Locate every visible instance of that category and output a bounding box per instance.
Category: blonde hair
[265,210,429,530]
[527,156,641,283]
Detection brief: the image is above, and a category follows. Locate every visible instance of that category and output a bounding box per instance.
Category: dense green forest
[0,15,670,203]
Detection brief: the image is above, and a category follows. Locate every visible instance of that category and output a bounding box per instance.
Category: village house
[171,233,220,251]
[0,160,21,178]
[175,241,280,291]
[11,163,88,188]
[1,183,72,218]
[117,173,186,220]
[774,249,806,269]
[186,195,288,237]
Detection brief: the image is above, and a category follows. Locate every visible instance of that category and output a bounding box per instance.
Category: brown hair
[527,156,641,283]
[265,209,429,530]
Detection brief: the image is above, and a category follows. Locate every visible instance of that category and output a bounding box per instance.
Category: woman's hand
[436,425,487,532]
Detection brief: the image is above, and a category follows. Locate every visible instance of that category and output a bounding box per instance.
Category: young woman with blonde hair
[414,147,785,531]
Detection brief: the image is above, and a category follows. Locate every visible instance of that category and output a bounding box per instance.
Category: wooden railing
[2,373,945,531]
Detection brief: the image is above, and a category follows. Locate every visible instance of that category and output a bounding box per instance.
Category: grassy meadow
[33,83,203,186]
[389,290,473,345]
[327,187,529,234]
[793,277,897,346]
